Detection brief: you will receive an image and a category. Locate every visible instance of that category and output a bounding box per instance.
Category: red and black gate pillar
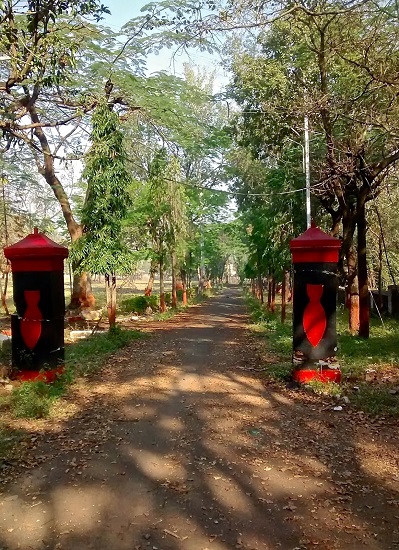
[289,222,341,383]
[4,228,68,382]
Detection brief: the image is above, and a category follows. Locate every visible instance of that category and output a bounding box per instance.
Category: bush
[11,381,53,418]
[119,295,159,314]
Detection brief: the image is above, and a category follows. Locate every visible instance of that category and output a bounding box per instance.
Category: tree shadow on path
[0,289,398,550]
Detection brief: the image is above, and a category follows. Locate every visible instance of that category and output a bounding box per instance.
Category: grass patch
[338,314,399,377]
[350,384,399,416]
[10,378,67,419]
[66,326,143,376]
[245,294,292,381]
[7,327,143,419]
[305,379,342,397]
[245,292,399,415]
[119,294,159,314]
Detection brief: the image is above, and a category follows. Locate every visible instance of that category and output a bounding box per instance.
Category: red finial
[311,219,316,228]
[33,227,39,235]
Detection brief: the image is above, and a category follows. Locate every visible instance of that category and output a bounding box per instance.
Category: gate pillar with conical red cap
[289,222,341,383]
[4,228,68,382]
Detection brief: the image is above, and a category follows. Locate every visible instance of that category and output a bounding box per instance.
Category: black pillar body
[293,262,338,363]
[11,271,65,371]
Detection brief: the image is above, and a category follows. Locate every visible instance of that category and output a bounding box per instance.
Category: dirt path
[0,288,398,550]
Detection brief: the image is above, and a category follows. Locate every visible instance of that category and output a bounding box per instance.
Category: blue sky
[101,0,228,88]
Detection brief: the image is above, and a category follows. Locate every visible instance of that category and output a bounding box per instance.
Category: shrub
[120,295,159,314]
[11,381,52,418]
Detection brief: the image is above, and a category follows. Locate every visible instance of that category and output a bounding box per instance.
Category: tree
[225,1,399,336]
[0,0,115,306]
[71,100,132,328]
[144,149,187,312]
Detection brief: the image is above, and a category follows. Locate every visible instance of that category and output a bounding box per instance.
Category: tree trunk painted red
[171,253,177,308]
[347,245,360,335]
[159,256,166,313]
[281,271,287,323]
[105,273,117,328]
[69,271,95,310]
[357,197,369,338]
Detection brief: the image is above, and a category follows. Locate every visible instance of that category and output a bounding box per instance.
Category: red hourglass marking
[303,284,326,348]
[20,290,42,350]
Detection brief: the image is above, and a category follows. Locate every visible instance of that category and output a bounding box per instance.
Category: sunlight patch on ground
[128,448,186,481]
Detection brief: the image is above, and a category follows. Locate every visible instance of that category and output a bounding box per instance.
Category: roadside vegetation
[245,294,399,417]
[0,283,223,425]
[0,327,142,421]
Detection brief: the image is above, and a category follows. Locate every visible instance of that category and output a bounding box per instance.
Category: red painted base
[14,367,64,383]
[293,368,342,384]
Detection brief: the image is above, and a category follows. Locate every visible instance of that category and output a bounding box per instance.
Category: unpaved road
[0,288,398,550]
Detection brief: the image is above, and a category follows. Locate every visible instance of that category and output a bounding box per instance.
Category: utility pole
[304,115,311,228]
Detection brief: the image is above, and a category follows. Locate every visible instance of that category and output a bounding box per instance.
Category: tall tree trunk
[271,276,276,313]
[159,255,165,313]
[257,248,264,304]
[29,104,93,310]
[105,273,117,329]
[342,208,359,333]
[180,268,187,306]
[377,234,383,309]
[171,252,177,308]
[70,271,94,310]
[0,275,9,315]
[357,197,369,338]
[281,270,288,323]
[347,245,359,334]
[257,273,264,304]
[145,259,157,296]
[267,273,272,310]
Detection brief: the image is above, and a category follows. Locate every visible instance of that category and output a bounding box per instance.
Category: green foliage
[7,328,142,419]
[338,317,399,377]
[246,291,399,415]
[72,100,133,275]
[351,385,399,416]
[11,381,56,419]
[66,327,142,375]
[305,380,342,397]
[119,295,159,314]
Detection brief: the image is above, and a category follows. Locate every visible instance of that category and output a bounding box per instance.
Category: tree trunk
[271,276,276,313]
[347,244,359,334]
[171,252,177,308]
[159,255,166,313]
[257,249,264,304]
[357,197,369,338]
[281,270,288,323]
[267,274,272,310]
[105,273,117,329]
[180,268,187,306]
[377,234,383,309]
[145,259,157,296]
[342,208,359,333]
[0,274,9,315]
[29,104,94,310]
[69,271,94,310]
